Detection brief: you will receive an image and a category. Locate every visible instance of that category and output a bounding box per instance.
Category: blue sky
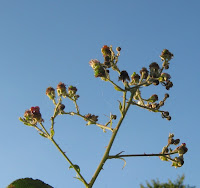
[0,1,199,187]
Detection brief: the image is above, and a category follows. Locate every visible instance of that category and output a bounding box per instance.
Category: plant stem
[62,112,113,132]
[88,91,135,187]
[74,99,79,113]
[50,137,89,187]
[39,123,88,187]
[108,152,177,159]
[131,101,165,113]
[108,79,125,91]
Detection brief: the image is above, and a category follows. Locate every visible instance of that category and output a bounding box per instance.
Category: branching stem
[88,90,135,187]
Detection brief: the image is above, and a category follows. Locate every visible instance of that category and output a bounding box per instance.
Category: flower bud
[101,45,111,56]
[172,155,184,168]
[46,87,55,100]
[168,138,174,145]
[111,115,117,120]
[149,62,160,78]
[119,70,130,82]
[167,116,171,121]
[140,67,149,79]
[84,113,98,125]
[68,86,77,97]
[152,79,159,86]
[173,139,180,145]
[164,80,173,90]
[58,104,65,111]
[149,62,160,70]
[164,64,169,69]
[177,143,188,155]
[24,110,33,120]
[160,73,171,81]
[89,59,101,69]
[165,93,169,98]
[57,82,67,97]
[160,49,174,61]
[148,94,158,103]
[131,72,140,84]
[94,67,106,78]
[116,47,121,52]
[159,101,164,107]
[151,103,159,109]
[30,106,43,122]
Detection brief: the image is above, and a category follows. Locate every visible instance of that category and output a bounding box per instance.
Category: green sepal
[159,155,168,161]
[19,117,24,122]
[19,117,34,126]
[23,122,34,126]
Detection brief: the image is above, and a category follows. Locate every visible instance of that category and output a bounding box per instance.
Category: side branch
[108,152,177,159]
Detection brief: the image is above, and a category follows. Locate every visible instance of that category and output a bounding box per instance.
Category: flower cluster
[89,59,109,80]
[160,49,174,69]
[84,113,99,125]
[90,46,173,89]
[129,50,174,89]
[90,46,174,121]
[159,133,188,168]
[89,45,122,80]
[161,110,171,121]
[20,106,43,126]
[46,82,79,100]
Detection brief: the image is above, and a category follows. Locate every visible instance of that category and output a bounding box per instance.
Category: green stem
[74,100,79,113]
[53,97,62,117]
[88,91,135,187]
[39,123,88,187]
[108,79,125,91]
[122,91,127,113]
[33,125,47,137]
[50,137,88,187]
[131,101,165,113]
[39,122,50,137]
[136,89,145,106]
[62,112,113,132]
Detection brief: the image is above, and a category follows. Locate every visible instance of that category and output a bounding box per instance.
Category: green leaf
[50,128,55,138]
[114,85,124,91]
[7,178,53,188]
[118,101,124,116]
[118,101,122,111]
[69,164,80,173]
[39,133,47,138]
